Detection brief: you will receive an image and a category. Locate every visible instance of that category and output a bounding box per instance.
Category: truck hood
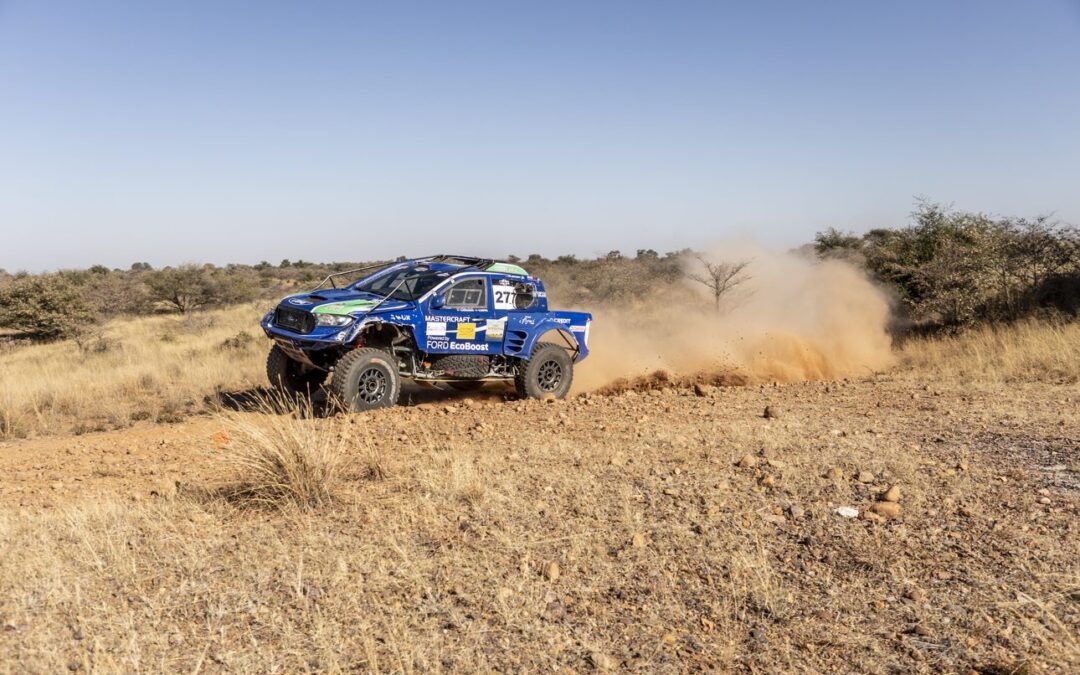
[281,289,411,316]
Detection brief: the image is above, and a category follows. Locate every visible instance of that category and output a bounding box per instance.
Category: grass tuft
[218,395,346,509]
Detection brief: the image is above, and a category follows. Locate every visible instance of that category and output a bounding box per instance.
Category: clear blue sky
[1,1,1078,271]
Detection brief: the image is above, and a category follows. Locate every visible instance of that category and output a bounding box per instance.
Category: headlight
[314,314,354,327]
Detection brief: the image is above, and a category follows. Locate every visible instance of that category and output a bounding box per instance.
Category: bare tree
[687,254,751,311]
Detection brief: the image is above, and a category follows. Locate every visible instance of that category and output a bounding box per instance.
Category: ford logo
[288,298,310,306]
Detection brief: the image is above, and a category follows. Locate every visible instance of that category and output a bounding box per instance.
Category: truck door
[422,276,498,355]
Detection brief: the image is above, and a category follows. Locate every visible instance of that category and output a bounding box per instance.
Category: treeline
[0,260,374,340]
[1,202,1077,341]
[815,201,1080,330]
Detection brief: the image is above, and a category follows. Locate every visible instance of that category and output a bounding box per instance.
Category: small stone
[958,505,976,517]
[824,467,844,480]
[956,461,969,471]
[631,533,646,548]
[835,506,859,519]
[737,454,758,468]
[905,587,926,603]
[1037,496,1051,505]
[882,485,901,503]
[759,474,776,488]
[788,504,805,519]
[870,502,902,519]
[857,470,875,483]
[544,561,560,582]
[151,479,178,499]
[763,405,781,419]
[693,383,714,397]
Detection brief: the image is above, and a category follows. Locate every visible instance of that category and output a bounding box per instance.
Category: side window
[444,278,487,309]
[493,281,537,311]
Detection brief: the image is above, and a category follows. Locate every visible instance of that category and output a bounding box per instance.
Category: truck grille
[273,307,315,334]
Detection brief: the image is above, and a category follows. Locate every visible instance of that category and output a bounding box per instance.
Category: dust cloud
[574,244,895,391]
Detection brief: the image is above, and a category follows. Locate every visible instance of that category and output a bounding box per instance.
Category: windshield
[352,267,449,301]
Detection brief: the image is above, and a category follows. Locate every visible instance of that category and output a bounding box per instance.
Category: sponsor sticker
[486,318,506,340]
[456,322,476,340]
[427,322,447,337]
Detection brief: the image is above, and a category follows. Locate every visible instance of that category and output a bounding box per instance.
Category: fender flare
[519,320,589,362]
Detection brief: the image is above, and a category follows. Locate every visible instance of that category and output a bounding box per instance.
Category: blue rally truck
[261,255,592,411]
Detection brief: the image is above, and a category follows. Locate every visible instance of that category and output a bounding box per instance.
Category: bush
[0,275,96,340]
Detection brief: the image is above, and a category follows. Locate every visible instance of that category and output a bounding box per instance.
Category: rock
[870,502,902,519]
[824,467,844,480]
[857,470,875,483]
[956,461,969,472]
[835,506,859,519]
[788,504,805,519]
[759,474,776,488]
[631,533,646,548]
[737,454,758,468]
[905,587,926,603]
[589,651,615,670]
[958,505,976,517]
[761,514,786,525]
[882,485,901,503]
[763,405,781,419]
[543,561,561,582]
[1037,496,1051,505]
[693,383,714,397]
[861,510,882,522]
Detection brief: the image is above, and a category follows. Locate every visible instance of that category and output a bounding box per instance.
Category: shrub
[0,275,96,340]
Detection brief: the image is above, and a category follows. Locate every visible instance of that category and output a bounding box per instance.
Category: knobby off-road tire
[266,344,328,395]
[329,348,401,412]
[515,343,573,400]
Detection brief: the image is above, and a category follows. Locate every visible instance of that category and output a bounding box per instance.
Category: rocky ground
[0,374,1077,672]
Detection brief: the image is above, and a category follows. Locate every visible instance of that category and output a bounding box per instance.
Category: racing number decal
[493,288,516,310]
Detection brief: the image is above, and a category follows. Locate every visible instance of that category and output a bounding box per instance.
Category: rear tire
[515,343,573,400]
[266,344,328,395]
[329,348,401,412]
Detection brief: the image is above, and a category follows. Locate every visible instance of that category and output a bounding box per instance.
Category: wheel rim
[357,366,388,403]
[536,360,563,392]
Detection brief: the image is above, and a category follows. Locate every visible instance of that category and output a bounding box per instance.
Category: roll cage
[312,255,521,292]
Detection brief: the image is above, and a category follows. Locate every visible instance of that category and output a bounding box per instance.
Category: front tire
[329,348,401,412]
[267,344,328,395]
[515,343,574,400]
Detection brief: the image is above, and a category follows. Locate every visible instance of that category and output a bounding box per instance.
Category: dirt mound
[593,368,749,395]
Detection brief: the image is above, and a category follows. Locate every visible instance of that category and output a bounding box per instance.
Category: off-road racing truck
[260,255,592,411]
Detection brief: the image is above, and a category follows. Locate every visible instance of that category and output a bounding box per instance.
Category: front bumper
[261,312,355,351]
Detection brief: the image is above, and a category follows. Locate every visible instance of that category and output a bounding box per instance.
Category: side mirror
[430,294,445,309]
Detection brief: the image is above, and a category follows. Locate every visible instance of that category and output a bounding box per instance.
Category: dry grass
[899,319,1080,384]
[218,396,349,509]
[0,304,269,439]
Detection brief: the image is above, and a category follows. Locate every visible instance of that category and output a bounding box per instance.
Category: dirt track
[1,375,1077,672]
